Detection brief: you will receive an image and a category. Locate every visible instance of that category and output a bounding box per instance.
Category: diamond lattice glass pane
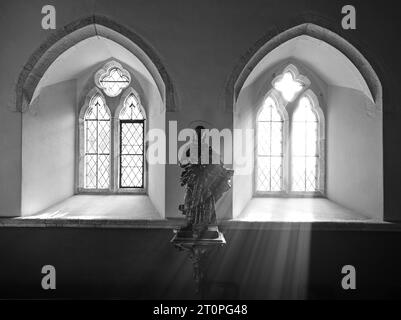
[85,120,97,154]
[292,157,306,191]
[257,122,270,156]
[270,156,283,191]
[85,155,97,189]
[271,122,282,156]
[306,122,318,156]
[121,123,143,154]
[131,104,144,120]
[85,105,97,120]
[127,94,144,119]
[291,95,319,192]
[98,121,110,154]
[83,95,111,189]
[121,155,143,188]
[100,68,130,97]
[120,122,144,188]
[125,93,138,106]
[257,156,270,192]
[305,156,318,191]
[256,97,284,192]
[120,94,145,120]
[119,105,132,120]
[97,101,110,120]
[97,155,110,189]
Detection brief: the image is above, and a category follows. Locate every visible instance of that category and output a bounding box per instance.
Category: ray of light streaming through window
[256,96,284,192]
[292,96,319,192]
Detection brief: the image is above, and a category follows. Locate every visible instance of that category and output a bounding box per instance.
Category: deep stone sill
[0,218,400,232]
[220,220,401,232]
[0,218,185,229]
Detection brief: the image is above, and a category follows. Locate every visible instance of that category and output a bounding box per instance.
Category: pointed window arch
[83,92,111,189]
[118,89,146,189]
[255,66,324,195]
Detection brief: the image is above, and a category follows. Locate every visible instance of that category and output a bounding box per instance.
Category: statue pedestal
[171,226,226,297]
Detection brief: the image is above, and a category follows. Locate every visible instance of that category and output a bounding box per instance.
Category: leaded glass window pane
[292,96,319,192]
[84,95,111,189]
[119,94,145,188]
[120,122,144,188]
[119,94,145,120]
[256,97,284,192]
[98,68,130,97]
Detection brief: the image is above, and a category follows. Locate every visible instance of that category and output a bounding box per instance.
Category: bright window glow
[119,93,145,120]
[273,72,304,102]
[98,68,130,97]
[84,94,111,189]
[292,96,319,192]
[256,96,284,192]
[119,94,145,188]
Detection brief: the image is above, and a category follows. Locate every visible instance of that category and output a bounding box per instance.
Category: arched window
[79,64,149,194]
[83,94,111,189]
[256,96,284,192]
[118,92,146,188]
[254,65,324,196]
[291,95,320,192]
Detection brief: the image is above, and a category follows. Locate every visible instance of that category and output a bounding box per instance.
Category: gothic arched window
[255,65,324,196]
[118,92,146,188]
[83,94,111,189]
[79,66,148,194]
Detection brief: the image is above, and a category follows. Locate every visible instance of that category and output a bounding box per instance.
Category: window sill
[77,189,146,195]
[0,217,399,232]
[17,194,161,220]
[235,197,372,222]
[219,220,401,232]
[0,218,184,229]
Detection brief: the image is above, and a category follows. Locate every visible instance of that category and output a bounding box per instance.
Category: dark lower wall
[1,227,400,299]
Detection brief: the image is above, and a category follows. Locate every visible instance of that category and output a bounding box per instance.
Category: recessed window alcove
[232,24,383,223]
[19,18,172,220]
